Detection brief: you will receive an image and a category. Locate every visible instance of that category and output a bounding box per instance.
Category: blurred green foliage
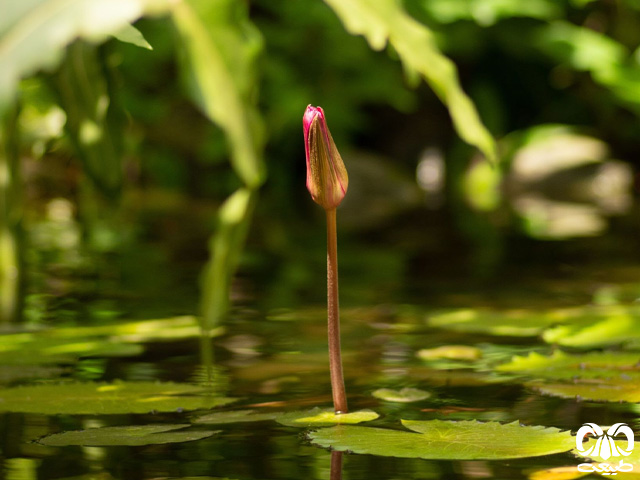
[1,0,640,323]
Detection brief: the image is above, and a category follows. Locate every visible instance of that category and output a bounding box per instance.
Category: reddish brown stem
[326,208,348,413]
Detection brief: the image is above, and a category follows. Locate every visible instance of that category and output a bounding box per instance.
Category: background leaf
[322,0,497,163]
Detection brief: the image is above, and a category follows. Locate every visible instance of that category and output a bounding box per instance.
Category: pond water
[2,201,640,480]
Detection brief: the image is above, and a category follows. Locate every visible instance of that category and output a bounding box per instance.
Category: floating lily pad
[528,466,590,480]
[417,345,482,361]
[309,420,573,460]
[372,388,431,403]
[193,409,279,425]
[38,424,217,446]
[531,379,640,403]
[427,308,569,337]
[542,305,640,348]
[496,351,640,381]
[0,382,235,414]
[276,408,379,427]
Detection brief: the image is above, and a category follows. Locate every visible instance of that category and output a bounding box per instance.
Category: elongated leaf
[172,0,265,188]
[309,420,573,460]
[323,0,497,163]
[0,382,235,414]
[531,379,640,403]
[38,424,217,446]
[0,0,173,115]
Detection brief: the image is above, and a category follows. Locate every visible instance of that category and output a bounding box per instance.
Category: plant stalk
[326,208,348,413]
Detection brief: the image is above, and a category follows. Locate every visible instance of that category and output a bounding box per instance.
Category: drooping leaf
[372,388,431,403]
[0,0,174,115]
[111,24,152,49]
[309,420,573,460]
[38,424,217,446]
[193,409,279,425]
[496,350,640,380]
[276,408,379,428]
[322,0,497,163]
[172,0,265,188]
[0,382,235,414]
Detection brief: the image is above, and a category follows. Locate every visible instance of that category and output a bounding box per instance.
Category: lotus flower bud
[303,105,348,210]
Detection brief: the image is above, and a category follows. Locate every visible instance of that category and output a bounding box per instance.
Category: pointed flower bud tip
[303,105,348,210]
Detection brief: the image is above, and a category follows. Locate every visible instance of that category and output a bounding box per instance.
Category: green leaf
[496,350,640,381]
[542,305,640,348]
[38,424,217,446]
[0,382,235,414]
[420,0,562,25]
[200,188,256,330]
[276,408,379,427]
[172,0,265,188]
[309,420,573,460]
[323,0,497,163]
[0,0,173,115]
[111,24,152,49]
[193,409,279,425]
[418,345,482,361]
[531,379,640,403]
[427,308,569,336]
[372,388,431,403]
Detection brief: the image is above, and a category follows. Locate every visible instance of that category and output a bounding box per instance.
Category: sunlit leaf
[419,0,561,26]
[0,0,174,115]
[496,350,640,381]
[112,24,152,49]
[542,305,640,348]
[323,0,497,163]
[0,382,235,414]
[172,0,265,188]
[38,424,217,446]
[531,379,640,403]
[193,409,278,425]
[276,408,379,427]
[372,388,431,403]
[418,345,482,361]
[309,420,573,460]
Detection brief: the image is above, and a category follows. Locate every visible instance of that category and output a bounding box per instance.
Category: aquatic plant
[303,105,349,413]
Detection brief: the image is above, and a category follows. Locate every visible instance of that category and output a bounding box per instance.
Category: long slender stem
[326,208,348,413]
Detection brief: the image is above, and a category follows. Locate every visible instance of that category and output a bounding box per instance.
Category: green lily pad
[531,379,640,403]
[193,409,279,425]
[0,382,235,414]
[276,408,379,427]
[372,388,431,403]
[38,424,217,446]
[496,351,640,380]
[427,308,570,337]
[309,420,573,460]
[417,345,482,361]
[542,305,640,348]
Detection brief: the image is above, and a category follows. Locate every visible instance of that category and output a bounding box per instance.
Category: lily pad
[38,424,217,446]
[0,382,235,414]
[193,409,278,425]
[309,420,573,460]
[496,351,640,380]
[528,466,590,480]
[427,308,569,337]
[531,379,640,403]
[372,388,431,403]
[276,408,379,427]
[417,345,482,361]
[542,305,640,348]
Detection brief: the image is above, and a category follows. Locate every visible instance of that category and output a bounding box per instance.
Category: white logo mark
[576,423,634,460]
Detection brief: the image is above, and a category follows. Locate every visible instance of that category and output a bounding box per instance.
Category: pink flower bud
[303,105,348,210]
